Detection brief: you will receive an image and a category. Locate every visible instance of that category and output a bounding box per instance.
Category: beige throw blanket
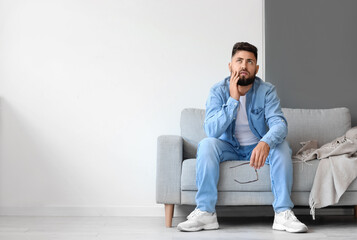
[293,127,357,219]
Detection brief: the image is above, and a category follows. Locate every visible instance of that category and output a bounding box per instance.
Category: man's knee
[198,137,221,150]
[274,140,292,155]
[197,137,222,158]
[269,140,292,163]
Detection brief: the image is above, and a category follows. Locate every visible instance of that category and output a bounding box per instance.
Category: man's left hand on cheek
[250,141,270,170]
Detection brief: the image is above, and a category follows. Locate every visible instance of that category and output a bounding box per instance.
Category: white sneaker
[272,209,308,233]
[177,209,219,232]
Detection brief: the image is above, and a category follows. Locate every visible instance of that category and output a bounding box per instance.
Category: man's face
[229,50,259,86]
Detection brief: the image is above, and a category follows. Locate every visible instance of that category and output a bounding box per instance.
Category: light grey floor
[0,215,356,240]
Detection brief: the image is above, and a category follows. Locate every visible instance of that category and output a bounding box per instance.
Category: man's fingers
[250,150,256,167]
[230,71,237,84]
[258,154,264,168]
[258,153,267,169]
[235,72,239,82]
[258,155,265,169]
[255,152,261,169]
[251,151,266,169]
[232,71,239,83]
[251,150,261,169]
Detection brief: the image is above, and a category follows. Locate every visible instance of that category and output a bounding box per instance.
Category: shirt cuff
[225,97,239,119]
[227,96,239,108]
[260,136,274,149]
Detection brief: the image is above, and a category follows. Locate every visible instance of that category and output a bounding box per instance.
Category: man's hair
[231,42,258,61]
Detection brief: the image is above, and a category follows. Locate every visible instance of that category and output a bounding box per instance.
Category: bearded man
[177,42,308,233]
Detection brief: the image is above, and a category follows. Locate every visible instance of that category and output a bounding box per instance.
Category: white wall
[0,0,264,216]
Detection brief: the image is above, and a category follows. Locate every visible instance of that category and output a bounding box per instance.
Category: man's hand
[250,141,270,169]
[229,70,253,101]
[229,70,240,101]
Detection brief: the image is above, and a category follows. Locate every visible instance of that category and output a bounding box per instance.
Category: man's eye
[248,60,253,64]
[237,59,242,63]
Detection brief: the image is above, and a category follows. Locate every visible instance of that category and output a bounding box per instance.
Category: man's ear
[228,62,232,73]
[255,65,259,75]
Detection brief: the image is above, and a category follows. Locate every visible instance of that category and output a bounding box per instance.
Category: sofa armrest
[156,135,183,205]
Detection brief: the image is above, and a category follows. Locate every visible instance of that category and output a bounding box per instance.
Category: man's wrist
[230,94,240,101]
[259,140,270,149]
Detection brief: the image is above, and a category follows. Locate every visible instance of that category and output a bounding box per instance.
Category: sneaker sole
[177,222,219,232]
[272,223,308,233]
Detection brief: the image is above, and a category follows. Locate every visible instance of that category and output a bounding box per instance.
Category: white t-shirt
[234,95,260,146]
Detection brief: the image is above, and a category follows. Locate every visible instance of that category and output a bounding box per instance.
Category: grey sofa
[156,107,357,227]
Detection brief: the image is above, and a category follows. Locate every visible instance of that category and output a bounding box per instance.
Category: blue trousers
[195,137,294,213]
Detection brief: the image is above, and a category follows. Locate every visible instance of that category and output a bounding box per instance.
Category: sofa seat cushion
[181,158,357,192]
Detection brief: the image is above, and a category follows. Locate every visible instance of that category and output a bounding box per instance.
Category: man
[177,42,308,233]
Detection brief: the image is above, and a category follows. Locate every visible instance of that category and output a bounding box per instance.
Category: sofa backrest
[180,107,351,159]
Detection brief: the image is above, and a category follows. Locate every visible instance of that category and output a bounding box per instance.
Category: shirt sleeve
[260,85,288,149]
[203,87,239,138]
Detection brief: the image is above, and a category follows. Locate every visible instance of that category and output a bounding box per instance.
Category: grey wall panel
[265,0,357,127]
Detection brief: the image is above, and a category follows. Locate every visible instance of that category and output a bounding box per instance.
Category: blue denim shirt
[204,76,288,149]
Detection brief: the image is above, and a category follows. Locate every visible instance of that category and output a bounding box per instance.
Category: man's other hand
[250,141,270,169]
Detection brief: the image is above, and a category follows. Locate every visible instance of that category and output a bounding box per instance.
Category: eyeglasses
[229,162,259,184]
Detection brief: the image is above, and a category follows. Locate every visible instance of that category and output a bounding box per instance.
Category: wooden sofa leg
[165,204,174,228]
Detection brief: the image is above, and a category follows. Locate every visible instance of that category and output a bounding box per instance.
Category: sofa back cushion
[181,108,207,159]
[283,108,351,154]
[180,107,351,159]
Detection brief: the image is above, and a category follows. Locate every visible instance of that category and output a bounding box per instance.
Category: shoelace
[187,209,203,219]
[284,210,298,221]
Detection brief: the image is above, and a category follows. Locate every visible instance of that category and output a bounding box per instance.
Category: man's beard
[237,74,255,86]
